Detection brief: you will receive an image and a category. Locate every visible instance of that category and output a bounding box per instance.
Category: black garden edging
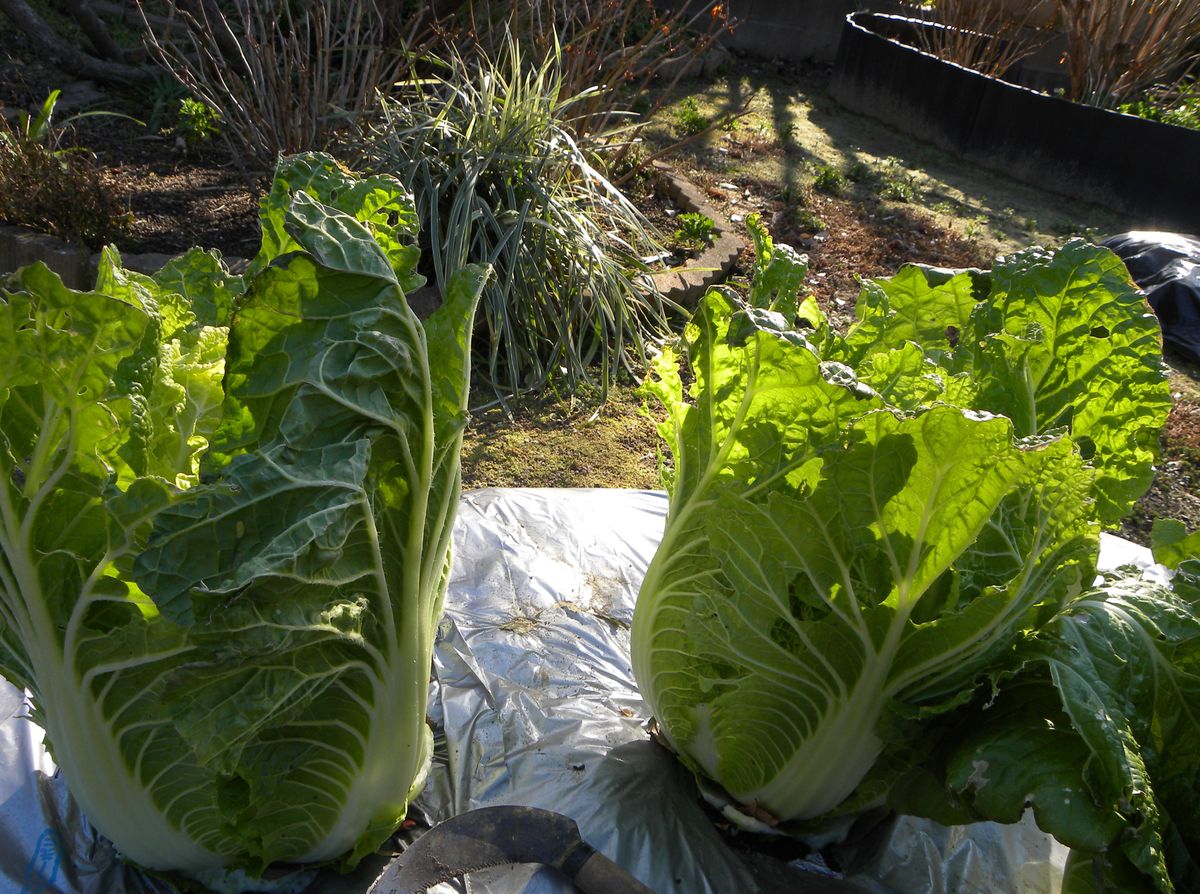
[829,13,1200,231]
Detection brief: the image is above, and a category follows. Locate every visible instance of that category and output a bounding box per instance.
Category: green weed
[175,98,221,146]
[878,157,917,202]
[793,208,827,233]
[844,160,871,182]
[673,211,716,247]
[813,164,846,195]
[673,97,710,137]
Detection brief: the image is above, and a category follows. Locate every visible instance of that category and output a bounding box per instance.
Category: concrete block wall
[660,0,905,64]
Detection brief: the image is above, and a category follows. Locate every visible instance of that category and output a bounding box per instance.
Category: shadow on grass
[645,62,1123,248]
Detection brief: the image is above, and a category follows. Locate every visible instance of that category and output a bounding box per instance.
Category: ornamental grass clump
[352,39,669,402]
[1055,0,1200,107]
[445,0,731,147]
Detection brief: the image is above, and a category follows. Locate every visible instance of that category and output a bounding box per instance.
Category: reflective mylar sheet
[1,488,1143,894]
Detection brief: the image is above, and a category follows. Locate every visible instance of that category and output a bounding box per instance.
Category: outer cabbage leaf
[844,265,976,364]
[0,153,486,877]
[916,568,1200,894]
[963,241,1171,524]
[1151,519,1200,570]
[745,213,808,319]
[841,241,1171,526]
[251,151,424,292]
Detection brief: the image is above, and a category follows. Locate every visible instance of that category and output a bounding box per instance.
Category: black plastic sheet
[1104,231,1200,362]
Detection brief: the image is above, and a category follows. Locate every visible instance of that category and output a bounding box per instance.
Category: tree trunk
[0,0,152,85]
[55,0,129,62]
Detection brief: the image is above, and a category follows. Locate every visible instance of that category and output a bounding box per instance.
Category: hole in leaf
[770,618,801,653]
[1090,325,1110,339]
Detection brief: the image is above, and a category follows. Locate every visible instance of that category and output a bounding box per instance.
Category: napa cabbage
[633,219,1196,890]
[0,153,487,876]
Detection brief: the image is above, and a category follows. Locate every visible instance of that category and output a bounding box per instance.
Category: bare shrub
[137,0,439,176]
[1055,0,1200,106]
[450,0,733,145]
[908,0,1051,77]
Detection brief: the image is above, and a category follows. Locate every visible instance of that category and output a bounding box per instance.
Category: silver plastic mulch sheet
[0,488,1135,894]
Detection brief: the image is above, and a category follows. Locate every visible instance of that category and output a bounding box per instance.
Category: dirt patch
[1122,378,1200,544]
[640,60,1125,257]
[461,385,664,491]
[83,116,261,259]
[660,165,989,329]
[0,45,261,261]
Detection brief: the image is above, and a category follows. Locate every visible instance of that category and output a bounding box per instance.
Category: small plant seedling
[793,208,827,233]
[963,216,987,241]
[0,89,137,158]
[674,211,716,248]
[1051,221,1101,242]
[844,160,871,182]
[673,97,710,137]
[175,98,221,146]
[779,183,805,205]
[878,157,917,202]
[813,164,846,195]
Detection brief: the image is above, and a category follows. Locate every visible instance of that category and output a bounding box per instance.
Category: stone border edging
[0,225,94,290]
[646,162,741,307]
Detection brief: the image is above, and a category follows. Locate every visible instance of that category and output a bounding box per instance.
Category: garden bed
[829,13,1200,231]
[1,46,1198,546]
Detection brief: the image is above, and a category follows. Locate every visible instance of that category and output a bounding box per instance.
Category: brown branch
[169,0,249,71]
[0,0,152,84]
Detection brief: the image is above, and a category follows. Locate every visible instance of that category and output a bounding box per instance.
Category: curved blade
[369,805,603,893]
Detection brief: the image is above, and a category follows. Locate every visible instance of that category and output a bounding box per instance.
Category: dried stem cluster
[138,0,435,176]
[1056,0,1200,106]
[912,0,1200,107]
[909,0,1051,77]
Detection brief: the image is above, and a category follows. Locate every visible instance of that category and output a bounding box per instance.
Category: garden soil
[1,48,1197,545]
